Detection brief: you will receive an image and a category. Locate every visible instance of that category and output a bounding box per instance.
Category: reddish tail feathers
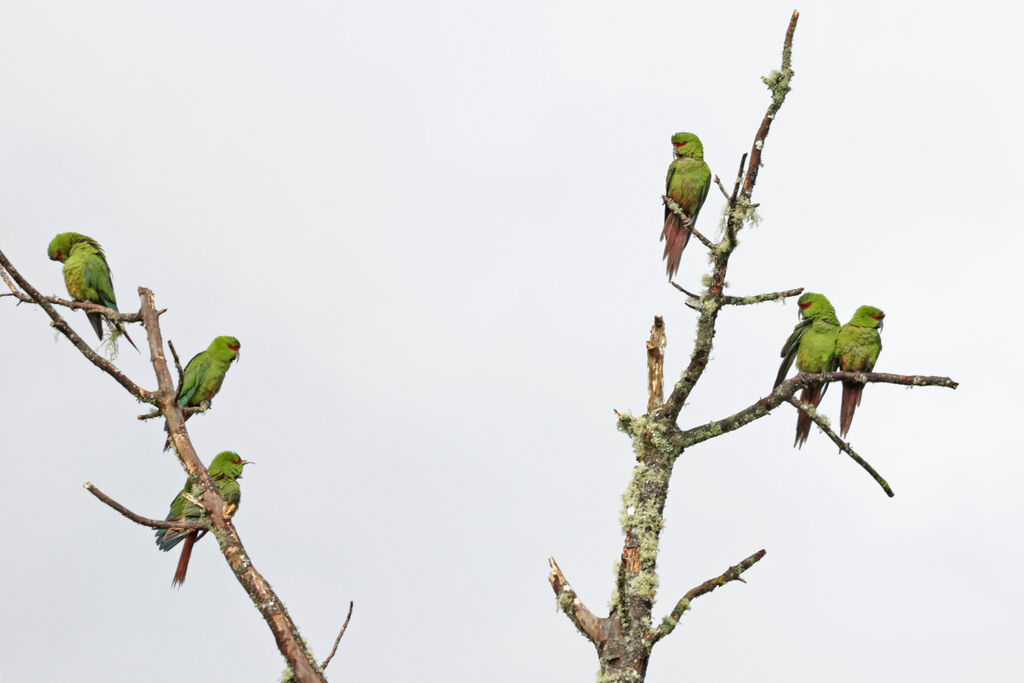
[172,531,198,587]
[839,382,864,437]
[794,385,823,448]
[661,212,692,278]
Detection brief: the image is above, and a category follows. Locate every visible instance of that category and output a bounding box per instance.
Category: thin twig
[662,196,716,249]
[721,287,804,306]
[651,549,766,643]
[321,601,355,671]
[714,175,730,200]
[83,482,206,531]
[0,250,154,404]
[787,397,894,497]
[168,340,185,395]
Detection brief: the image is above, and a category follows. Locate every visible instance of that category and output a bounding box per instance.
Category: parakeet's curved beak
[233,352,241,363]
[877,320,884,331]
[241,460,253,466]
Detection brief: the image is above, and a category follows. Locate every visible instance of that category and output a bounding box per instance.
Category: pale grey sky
[1,1,1020,681]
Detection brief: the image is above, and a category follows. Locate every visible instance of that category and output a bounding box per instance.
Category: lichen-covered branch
[651,548,766,643]
[787,397,893,497]
[657,11,800,426]
[0,249,154,404]
[675,371,958,451]
[548,557,605,646]
[721,287,803,306]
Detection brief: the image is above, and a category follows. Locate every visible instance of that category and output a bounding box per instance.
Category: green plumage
[774,293,840,448]
[46,232,137,350]
[163,336,241,451]
[836,305,884,437]
[661,132,711,278]
[155,451,250,586]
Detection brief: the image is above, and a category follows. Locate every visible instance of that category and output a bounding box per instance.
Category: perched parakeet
[836,305,884,437]
[661,132,712,279]
[46,232,138,351]
[163,336,241,451]
[155,451,250,586]
[774,293,841,448]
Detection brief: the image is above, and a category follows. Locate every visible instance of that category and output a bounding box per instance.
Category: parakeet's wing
[83,254,118,311]
[155,487,191,550]
[178,352,212,406]
[775,318,812,388]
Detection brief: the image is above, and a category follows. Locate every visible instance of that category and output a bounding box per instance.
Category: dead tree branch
[83,482,207,531]
[137,287,327,682]
[651,549,766,643]
[646,316,666,412]
[321,601,355,671]
[787,396,893,496]
[0,249,154,404]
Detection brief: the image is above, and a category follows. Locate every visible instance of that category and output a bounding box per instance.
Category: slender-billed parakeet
[46,232,138,351]
[836,305,884,437]
[774,292,840,448]
[163,336,241,451]
[155,451,250,586]
[661,132,711,278]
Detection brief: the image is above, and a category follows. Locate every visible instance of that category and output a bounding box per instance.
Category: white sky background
[1,1,1020,681]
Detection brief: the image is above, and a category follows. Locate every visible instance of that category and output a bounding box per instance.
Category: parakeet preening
[661,132,711,279]
[774,292,841,448]
[163,336,241,451]
[155,451,250,587]
[46,232,138,351]
[836,305,884,437]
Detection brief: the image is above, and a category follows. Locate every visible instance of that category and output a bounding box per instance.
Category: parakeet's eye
[56,250,63,260]
[234,458,243,465]
[871,315,884,321]
[799,302,811,309]
[675,141,687,147]
[227,344,240,351]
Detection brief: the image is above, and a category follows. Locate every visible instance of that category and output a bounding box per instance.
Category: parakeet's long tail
[86,311,104,340]
[172,531,198,587]
[118,324,139,352]
[794,386,822,448]
[661,213,691,279]
[839,381,864,438]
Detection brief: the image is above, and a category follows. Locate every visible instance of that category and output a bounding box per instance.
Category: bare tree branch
[713,175,730,200]
[84,482,207,531]
[651,549,766,643]
[548,557,605,646]
[135,287,327,682]
[321,601,355,671]
[656,13,800,427]
[787,397,893,497]
[674,371,958,451]
[721,287,804,306]
[647,317,666,412]
[0,250,154,404]
[168,340,185,395]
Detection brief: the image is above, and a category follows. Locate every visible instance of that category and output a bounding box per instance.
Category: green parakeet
[836,305,884,437]
[46,232,138,351]
[661,132,711,278]
[163,336,241,451]
[155,451,250,586]
[774,292,841,448]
